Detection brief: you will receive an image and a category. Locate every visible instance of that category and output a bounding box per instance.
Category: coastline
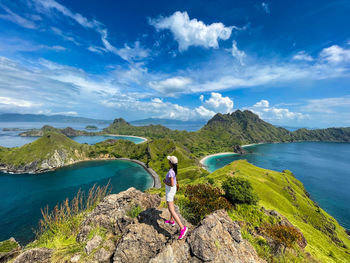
[199,143,264,167]
[102,133,148,144]
[0,157,160,189]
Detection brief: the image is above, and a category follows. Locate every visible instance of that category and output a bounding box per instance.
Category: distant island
[85,125,98,130]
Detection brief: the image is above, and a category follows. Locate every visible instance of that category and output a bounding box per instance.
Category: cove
[203,142,350,230]
[0,159,153,245]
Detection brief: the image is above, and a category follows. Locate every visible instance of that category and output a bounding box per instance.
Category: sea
[203,142,350,230]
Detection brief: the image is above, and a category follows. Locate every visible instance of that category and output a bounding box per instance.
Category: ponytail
[172,163,178,175]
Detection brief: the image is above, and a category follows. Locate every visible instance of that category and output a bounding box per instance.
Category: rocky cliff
[4,188,265,263]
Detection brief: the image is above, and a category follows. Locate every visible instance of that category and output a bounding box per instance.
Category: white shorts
[165,185,177,202]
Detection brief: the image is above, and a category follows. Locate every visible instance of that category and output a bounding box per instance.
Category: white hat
[167,155,178,164]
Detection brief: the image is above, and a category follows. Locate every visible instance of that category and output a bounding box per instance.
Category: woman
[163,155,188,239]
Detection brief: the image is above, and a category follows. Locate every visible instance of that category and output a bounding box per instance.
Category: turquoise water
[0,122,145,147]
[204,142,350,230]
[0,160,153,245]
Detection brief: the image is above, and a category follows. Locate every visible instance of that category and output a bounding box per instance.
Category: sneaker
[164,220,175,226]
[178,226,188,239]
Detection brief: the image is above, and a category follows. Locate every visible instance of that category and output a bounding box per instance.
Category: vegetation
[179,184,232,224]
[27,184,111,262]
[127,204,143,218]
[0,239,18,253]
[222,176,259,205]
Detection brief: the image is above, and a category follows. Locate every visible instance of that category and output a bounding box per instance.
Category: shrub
[183,183,232,224]
[222,177,259,205]
[127,204,143,218]
[260,224,304,252]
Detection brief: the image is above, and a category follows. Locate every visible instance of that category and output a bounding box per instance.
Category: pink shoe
[178,226,188,239]
[164,220,175,226]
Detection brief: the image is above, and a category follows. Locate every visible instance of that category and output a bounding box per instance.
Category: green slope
[192,160,350,262]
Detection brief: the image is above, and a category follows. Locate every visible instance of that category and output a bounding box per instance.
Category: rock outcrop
[9,188,265,263]
[233,145,247,154]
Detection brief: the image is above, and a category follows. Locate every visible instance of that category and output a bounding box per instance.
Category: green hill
[0,132,91,173]
[149,160,350,262]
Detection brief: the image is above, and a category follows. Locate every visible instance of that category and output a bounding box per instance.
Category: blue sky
[0,0,350,127]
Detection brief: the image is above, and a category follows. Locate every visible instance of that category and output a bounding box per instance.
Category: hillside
[149,160,350,262]
[102,110,350,157]
[0,132,91,173]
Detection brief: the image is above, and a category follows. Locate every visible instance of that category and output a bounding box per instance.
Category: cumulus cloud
[248,99,308,121]
[148,76,192,95]
[101,96,214,120]
[0,96,38,108]
[293,51,313,61]
[253,99,269,108]
[149,11,234,51]
[203,92,234,113]
[319,45,350,64]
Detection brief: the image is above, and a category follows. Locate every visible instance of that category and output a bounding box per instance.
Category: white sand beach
[103,134,148,143]
[199,143,265,166]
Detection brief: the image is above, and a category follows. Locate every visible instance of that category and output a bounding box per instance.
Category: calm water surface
[204,142,350,230]
[0,122,145,147]
[0,160,153,244]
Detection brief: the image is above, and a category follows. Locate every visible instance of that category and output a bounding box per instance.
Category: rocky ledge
[6,188,265,263]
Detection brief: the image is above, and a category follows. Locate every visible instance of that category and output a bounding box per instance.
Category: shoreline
[0,157,160,189]
[101,134,148,144]
[199,143,265,168]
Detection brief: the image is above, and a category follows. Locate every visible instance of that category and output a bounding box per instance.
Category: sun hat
[167,155,178,164]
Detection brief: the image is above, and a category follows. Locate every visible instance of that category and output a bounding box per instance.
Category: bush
[183,184,232,224]
[260,224,304,252]
[222,177,259,205]
[127,204,143,218]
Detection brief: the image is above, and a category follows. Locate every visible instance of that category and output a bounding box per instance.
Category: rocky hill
[2,188,265,263]
[0,131,91,173]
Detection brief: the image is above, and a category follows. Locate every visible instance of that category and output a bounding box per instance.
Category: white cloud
[199,94,204,102]
[230,40,246,65]
[148,76,192,95]
[195,106,216,119]
[319,45,350,64]
[116,41,150,62]
[249,99,308,121]
[253,99,269,108]
[0,96,38,108]
[261,2,270,14]
[203,92,234,113]
[0,4,37,29]
[301,96,350,113]
[149,11,234,51]
[293,51,313,61]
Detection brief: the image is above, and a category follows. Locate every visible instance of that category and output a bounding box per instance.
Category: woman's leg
[167,201,184,229]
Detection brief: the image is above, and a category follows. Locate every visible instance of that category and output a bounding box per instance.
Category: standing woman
[163,155,188,239]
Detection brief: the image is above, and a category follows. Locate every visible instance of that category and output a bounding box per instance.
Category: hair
[170,162,178,175]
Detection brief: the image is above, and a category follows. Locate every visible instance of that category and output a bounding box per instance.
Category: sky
[0,0,350,127]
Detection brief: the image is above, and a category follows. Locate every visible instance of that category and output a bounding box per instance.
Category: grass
[201,160,350,263]
[26,184,111,262]
[0,239,19,253]
[127,204,143,218]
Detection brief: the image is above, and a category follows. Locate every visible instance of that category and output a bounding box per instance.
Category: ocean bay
[203,142,350,230]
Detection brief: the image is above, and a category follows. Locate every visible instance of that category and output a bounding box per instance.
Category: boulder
[13,248,52,263]
[113,223,167,263]
[187,210,265,263]
[85,235,102,254]
[77,187,161,241]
